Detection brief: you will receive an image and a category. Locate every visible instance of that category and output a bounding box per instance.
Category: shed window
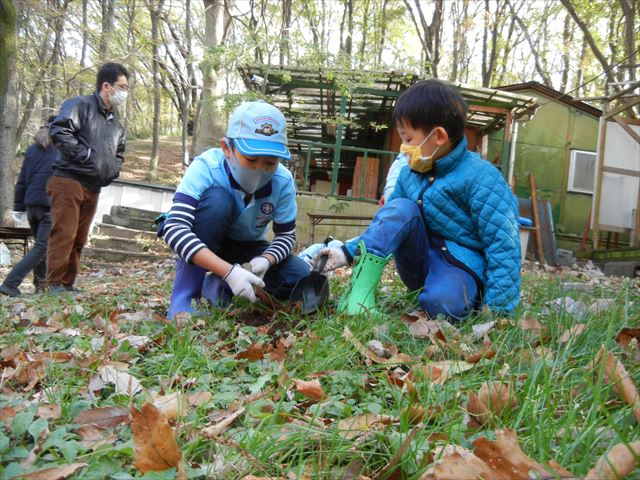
[568,149,596,194]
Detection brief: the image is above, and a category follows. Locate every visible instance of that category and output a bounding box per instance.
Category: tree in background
[0,0,20,226]
[1,0,637,225]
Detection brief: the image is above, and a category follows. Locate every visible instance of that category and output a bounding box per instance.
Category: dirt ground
[120,136,187,186]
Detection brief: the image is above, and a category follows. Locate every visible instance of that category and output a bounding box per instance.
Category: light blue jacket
[348,137,521,313]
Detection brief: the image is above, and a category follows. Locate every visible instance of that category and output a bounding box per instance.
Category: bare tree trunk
[358,0,370,65]
[183,0,193,165]
[404,0,443,77]
[79,0,88,95]
[100,0,116,59]
[0,0,20,226]
[560,11,572,92]
[146,0,164,180]
[495,1,522,86]
[192,0,228,156]
[572,36,589,96]
[559,0,617,86]
[619,0,636,101]
[339,0,354,60]
[507,0,553,87]
[15,0,70,143]
[124,0,137,132]
[279,0,292,66]
[375,0,389,66]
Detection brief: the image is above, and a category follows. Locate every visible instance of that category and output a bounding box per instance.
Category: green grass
[0,263,639,479]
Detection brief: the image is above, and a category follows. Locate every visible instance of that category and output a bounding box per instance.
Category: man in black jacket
[46,62,128,293]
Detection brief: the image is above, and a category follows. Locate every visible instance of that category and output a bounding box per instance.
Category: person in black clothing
[47,62,128,293]
[0,117,57,297]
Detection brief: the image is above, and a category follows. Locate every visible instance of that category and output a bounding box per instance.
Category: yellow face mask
[400,129,440,173]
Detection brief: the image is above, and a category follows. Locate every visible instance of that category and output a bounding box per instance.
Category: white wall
[594,121,640,230]
[92,180,175,230]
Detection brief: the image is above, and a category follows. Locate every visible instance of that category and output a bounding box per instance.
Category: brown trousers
[46,176,99,287]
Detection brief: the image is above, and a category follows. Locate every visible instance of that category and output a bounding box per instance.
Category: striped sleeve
[162,192,207,263]
[262,220,296,264]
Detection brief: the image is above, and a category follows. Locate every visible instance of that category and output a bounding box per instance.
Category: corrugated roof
[239,65,538,147]
[493,81,602,117]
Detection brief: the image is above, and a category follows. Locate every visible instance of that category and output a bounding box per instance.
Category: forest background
[0,0,638,225]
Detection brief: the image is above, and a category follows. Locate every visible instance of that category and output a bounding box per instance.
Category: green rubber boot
[338,241,392,315]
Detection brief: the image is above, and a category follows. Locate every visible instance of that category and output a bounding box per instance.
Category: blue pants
[167,187,310,319]
[359,198,482,321]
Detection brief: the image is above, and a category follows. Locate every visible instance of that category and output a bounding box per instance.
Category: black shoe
[0,284,21,297]
[64,285,83,293]
[48,284,68,294]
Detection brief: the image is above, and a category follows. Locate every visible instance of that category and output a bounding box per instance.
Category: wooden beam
[529,174,545,264]
[608,80,640,101]
[604,96,640,119]
[592,110,608,251]
[611,115,640,145]
[603,166,640,177]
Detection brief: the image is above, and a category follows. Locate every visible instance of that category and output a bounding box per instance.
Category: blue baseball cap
[226,101,291,160]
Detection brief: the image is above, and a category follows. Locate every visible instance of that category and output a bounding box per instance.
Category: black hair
[96,62,129,92]
[46,115,57,125]
[392,79,468,143]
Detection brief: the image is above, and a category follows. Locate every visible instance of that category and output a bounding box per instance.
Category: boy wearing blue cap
[161,101,310,319]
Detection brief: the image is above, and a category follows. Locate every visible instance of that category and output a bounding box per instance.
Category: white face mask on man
[108,86,128,107]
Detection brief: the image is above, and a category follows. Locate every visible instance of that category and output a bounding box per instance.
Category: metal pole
[331,95,348,196]
[304,148,311,191]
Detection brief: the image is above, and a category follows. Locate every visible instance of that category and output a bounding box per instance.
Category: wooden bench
[307,213,374,244]
[0,226,32,256]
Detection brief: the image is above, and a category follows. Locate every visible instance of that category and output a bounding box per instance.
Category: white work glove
[12,211,27,226]
[313,247,348,273]
[248,255,271,279]
[223,264,265,303]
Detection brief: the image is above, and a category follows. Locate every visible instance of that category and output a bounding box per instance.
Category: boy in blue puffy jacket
[316,80,521,321]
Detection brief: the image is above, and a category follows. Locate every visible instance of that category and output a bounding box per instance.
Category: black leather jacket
[49,92,125,192]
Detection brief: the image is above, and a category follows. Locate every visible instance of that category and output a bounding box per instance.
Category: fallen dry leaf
[616,328,640,347]
[421,429,573,480]
[559,323,587,344]
[13,463,88,480]
[130,402,182,473]
[201,406,246,437]
[266,338,288,362]
[467,382,517,427]
[473,429,574,479]
[293,378,325,402]
[76,424,117,450]
[400,311,458,340]
[343,327,416,365]
[153,392,187,420]
[36,404,62,421]
[188,391,213,407]
[585,441,640,480]
[421,447,495,479]
[464,347,497,364]
[591,346,640,423]
[90,365,143,397]
[411,361,474,385]
[337,414,393,440]
[236,342,265,361]
[74,406,130,428]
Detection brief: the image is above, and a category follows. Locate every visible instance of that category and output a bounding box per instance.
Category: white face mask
[109,87,128,107]
[228,149,274,194]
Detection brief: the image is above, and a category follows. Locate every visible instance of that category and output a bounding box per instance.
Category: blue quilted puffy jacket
[348,137,521,313]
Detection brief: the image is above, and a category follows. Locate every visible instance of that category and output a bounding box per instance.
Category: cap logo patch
[261,202,274,215]
[255,122,278,136]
